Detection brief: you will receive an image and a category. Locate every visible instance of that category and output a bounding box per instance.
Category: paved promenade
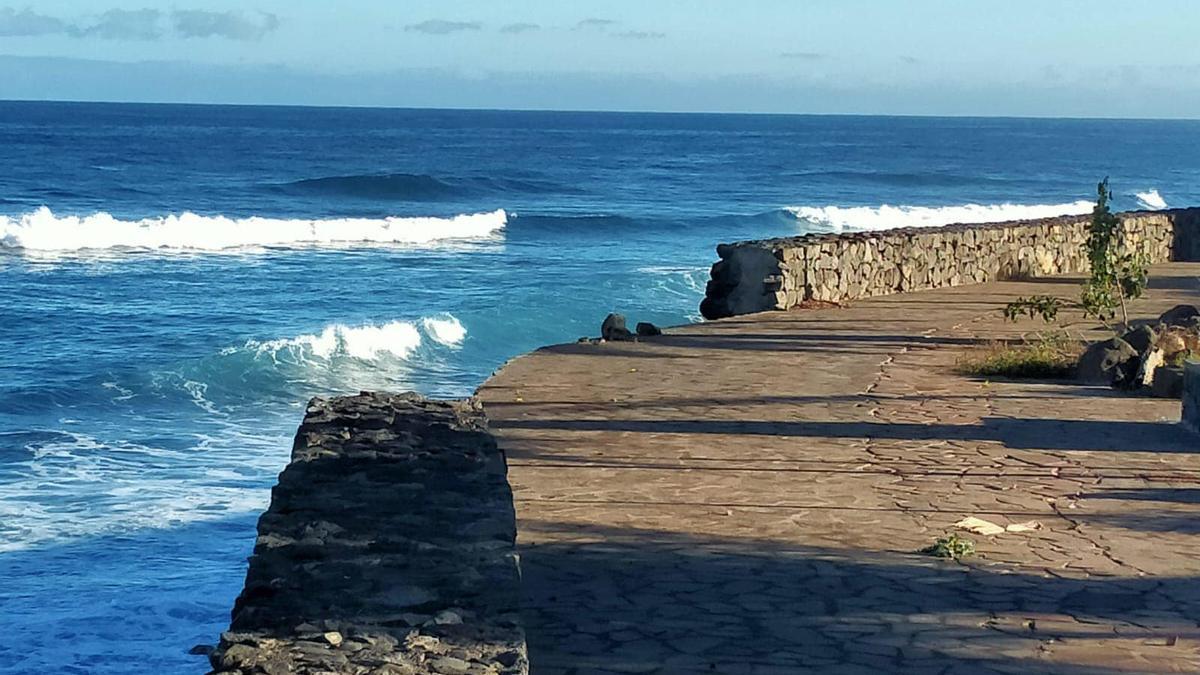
[477,263,1200,674]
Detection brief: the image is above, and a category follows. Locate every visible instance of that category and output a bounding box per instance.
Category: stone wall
[1185,362,1200,435]
[209,392,528,675]
[701,208,1200,319]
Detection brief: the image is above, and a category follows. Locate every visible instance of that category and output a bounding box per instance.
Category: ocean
[1,101,1198,673]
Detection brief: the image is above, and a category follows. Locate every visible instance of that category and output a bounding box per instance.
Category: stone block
[1184,362,1200,434]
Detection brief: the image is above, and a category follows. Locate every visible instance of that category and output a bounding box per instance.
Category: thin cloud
[0,7,71,36]
[172,10,279,41]
[615,30,665,40]
[575,18,616,30]
[780,52,826,61]
[499,22,539,34]
[80,8,163,40]
[404,19,482,35]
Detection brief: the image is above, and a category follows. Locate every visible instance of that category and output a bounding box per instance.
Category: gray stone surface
[1185,362,1200,433]
[480,263,1200,674]
[601,313,634,342]
[701,208,1200,318]
[209,392,528,675]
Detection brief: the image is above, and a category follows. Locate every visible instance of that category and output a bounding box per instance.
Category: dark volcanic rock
[601,313,635,341]
[636,322,663,337]
[208,392,528,675]
[1152,366,1186,399]
[1159,304,1200,327]
[1077,337,1139,386]
[1121,325,1158,356]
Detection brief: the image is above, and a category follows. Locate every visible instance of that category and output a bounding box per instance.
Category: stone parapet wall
[701,208,1200,319]
[209,392,528,675]
[1185,362,1200,434]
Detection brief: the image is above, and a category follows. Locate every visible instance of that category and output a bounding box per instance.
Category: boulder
[1120,325,1158,356]
[601,313,635,341]
[1151,366,1186,399]
[1159,304,1200,327]
[636,322,663,337]
[1076,337,1139,386]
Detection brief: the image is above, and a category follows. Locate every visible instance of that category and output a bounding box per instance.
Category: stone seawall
[209,393,528,675]
[701,208,1200,319]
[1185,362,1200,435]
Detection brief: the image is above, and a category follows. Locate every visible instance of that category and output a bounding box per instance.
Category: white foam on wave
[0,207,507,253]
[1136,189,1168,210]
[250,320,425,362]
[786,201,1095,233]
[242,314,468,365]
[421,315,467,347]
[0,427,286,553]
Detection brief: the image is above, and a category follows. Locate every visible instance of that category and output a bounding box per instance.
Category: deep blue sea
[2,101,1199,673]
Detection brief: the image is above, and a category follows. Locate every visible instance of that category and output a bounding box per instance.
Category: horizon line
[3,97,1199,124]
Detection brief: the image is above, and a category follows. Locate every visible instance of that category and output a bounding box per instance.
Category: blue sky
[1,0,1198,117]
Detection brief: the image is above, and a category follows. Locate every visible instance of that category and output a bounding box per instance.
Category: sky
[1,0,1199,117]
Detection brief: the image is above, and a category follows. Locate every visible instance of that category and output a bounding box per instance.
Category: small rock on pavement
[636,322,663,337]
[602,313,635,341]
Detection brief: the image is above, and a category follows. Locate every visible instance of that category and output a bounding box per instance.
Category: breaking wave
[785,200,1095,233]
[1136,189,1168,210]
[0,207,507,253]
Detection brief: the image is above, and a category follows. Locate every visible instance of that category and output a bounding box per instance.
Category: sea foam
[786,201,1095,232]
[247,320,427,362]
[1136,189,1168,210]
[0,207,507,252]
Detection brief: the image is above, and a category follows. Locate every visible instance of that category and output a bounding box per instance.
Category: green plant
[921,533,976,560]
[957,332,1083,379]
[1005,179,1150,329]
[1003,295,1064,323]
[1080,179,1150,325]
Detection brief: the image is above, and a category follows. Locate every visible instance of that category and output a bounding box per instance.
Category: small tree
[1005,178,1150,329]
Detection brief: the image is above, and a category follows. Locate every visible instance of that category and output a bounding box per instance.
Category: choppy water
[2,102,1199,673]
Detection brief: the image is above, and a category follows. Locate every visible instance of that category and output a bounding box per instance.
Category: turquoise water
[2,102,1199,673]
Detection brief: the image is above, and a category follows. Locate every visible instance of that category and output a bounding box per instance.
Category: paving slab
[478,263,1200,674]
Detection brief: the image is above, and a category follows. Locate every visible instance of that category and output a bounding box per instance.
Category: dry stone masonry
[209,392,528,675]
[702,208,1200,319]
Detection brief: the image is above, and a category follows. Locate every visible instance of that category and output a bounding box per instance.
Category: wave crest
[786,201,1094,233]
[248,321,425,362]
[1136,189,1168,210]
[0,207,506,253]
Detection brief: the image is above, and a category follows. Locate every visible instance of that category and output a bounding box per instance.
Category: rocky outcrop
[601,313,635,341]
[209,392,527,675]
[635,322,663,337]
[1185,363,1200,434]
[701,208,1200,319]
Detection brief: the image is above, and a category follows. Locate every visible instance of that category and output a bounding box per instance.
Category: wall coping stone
[208,392,528,675]
[702,207,1200,319]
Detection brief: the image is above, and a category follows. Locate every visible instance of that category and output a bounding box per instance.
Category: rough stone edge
[1184,361,1200,435]
[207,391,528,675]
[700,207,1200,319]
